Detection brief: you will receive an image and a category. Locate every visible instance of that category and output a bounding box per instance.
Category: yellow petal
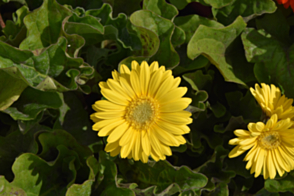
[92,118,122,131]
[92,100,125,112]
[152,125,180,146]
[141,131,151,156]
[154,75,174,99]
[120,64,131,74]
[107,79,131,100]
[99,81,110,90]
[267,150,276,179]
[160,98,191,112]
[93,111,125,119]
[101,89,129,105]
[157,87,188,104]
[98,119,124,137]
[105,140,120,152]
[119,126,134,146]
[150,61,159,72]
[150,130,164,156]
[234,129,250,137]
[161,145,172,156]
[111,70,120,82]
[160,113,192,125]
[228,145,246,158]
[140,61,150,95]
[121,132,137,158]
[107,122,129,143]
[130,70,141,96]
[133,132,141,161]
[120,76,136,98]
[156,120,187,135]
[148,70,163,97]
[254,149,265,178]
[110,146,121,157]
[132,60,139,72]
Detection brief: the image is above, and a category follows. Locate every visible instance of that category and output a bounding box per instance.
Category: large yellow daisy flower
[250,83,294,120]
[228,114,294,179]
[90,61,192,163]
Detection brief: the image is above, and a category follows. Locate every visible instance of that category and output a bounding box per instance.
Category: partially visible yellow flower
[90,61,192,163]
[250,83,294,120]
[228,114,294,179]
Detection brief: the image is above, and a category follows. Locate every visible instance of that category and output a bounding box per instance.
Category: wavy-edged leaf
[241,27,294,98]
[187,16,255,86]
[130,10,179,68]
[213,0,276,25]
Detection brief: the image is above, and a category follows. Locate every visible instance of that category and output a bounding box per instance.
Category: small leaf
[213,0,276,25]
[3,87,62,121]
[130,10,179,68]
[20,0,72,50]
[0,69,28,111]
[143,0,178,20]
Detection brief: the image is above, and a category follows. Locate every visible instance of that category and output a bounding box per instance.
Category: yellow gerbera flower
[228,114,294,179]
[250,83,294,119]
[90,61,192,163]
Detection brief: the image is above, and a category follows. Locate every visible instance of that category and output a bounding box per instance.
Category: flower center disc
[125,97,158,131]
[259,132,280,150]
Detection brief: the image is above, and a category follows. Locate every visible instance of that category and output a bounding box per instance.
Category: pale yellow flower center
[125,97,159,131]
[259,131,280,150]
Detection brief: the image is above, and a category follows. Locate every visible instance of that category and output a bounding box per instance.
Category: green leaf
[0,69,28,111]
[130,10,179,68]
[0,124,50,182]
[85,4,141,50]
[225,91,262,122]
[183,70,213,91]
[58,92,101,148]
[187,16,255,86]
[19,0,72,50]
[9,149,76,195]
[2,6,29,47]
[95,151,136,196]
[3,87,62,120]
[171,26,186,47]
[211,182,229,196]
[241,28,294,98]
[213,0,276,25]
[64,13,104,46]
[174,15,224,44]
[265,171,294,193]
[0,37,93,91]
[195,146,235,191]
[65,156,99,196]
[256,9,290,44]
[0,176,26,196]
[119,160,207,195]
[38,129,92,163]
[172,47,210,76]
[143,0,178,20]
[102,0,142,17]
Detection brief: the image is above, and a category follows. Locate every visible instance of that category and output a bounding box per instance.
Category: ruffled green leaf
[0,69,28,111]
[143,0,178,20]
[213,0,276,25]
[188,16,255,86]
[241,27,294,98]
[0,124,50,181]
[119,160,207,195]
[20,0,72,50]
[3,87,62,120]
[130,10,179,68]
[2,6,29,46]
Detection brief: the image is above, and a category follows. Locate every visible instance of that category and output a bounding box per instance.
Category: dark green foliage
[1,0,293,195]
